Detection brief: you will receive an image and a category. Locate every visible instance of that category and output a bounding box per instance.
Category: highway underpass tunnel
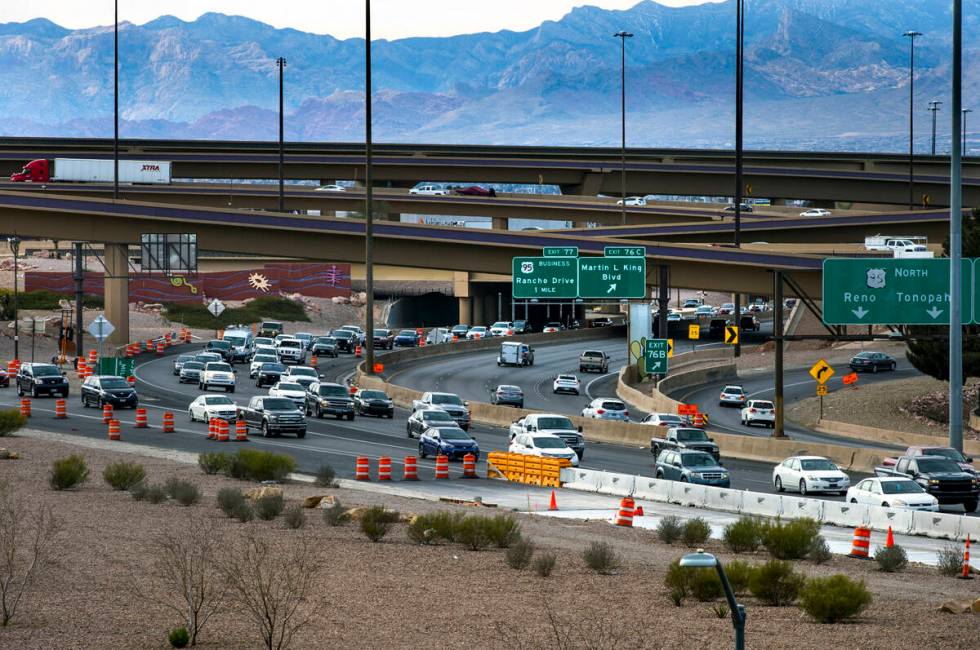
[459,282,586,329]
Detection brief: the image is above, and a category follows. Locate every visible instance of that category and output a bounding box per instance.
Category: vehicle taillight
[749,408,756,413]
[624,411,629,416]
[596,409,605,414]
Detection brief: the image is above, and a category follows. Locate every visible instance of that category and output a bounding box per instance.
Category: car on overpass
[773,456,850,495]
[418,427,480,461]
[541,322,563,334]
[489,321,514,337]
[799,208,832,217]
[512,320,531,334]
[655,450,730,488]
[845,477,939,511]
[409,184,448,196]
[406,408,460,439]
[465,326,488,340]
[187,394,238,423]
[455,185,495,197]
[848,351,897,373]
[315,184,346,192]
[722,203,754,214]
[451,324,470,339]
[616,196,647,206]
[509,433,579,467]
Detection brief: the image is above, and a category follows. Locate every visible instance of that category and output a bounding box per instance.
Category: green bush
[49,454,89,490]
[130,481,149,501]
[254,492,285,520]
[937,544,963,576]
[168,626,190,649]
[361,505,398,542]
[723,516,762,553]
[405,510,463,543]
[314,463,337,488]
[748,559,805,606]
[322,500,350,527]
[582,541,620,575]
[216,487,246,517]
[724,559,755,596]
[534,552,556,577]
[284,505,306,529]
[761,518,820,560]
[799,575,872,623]
[144,484,168,504]
[162,296,309,329]
[808,535,832,564]
[687,569,723,602]
[656,515,683,544]
[0,289,102,318]
[102,461,146,491]
[456,516,492,551]
[875,544,908,573]
[506,539,535,570]
[223,449,296,482]
[169,479,201,506]
[484,514,522,548]
[682,518,712,547]
[197,452,229,475]
[0,409,27,436]
[668,587,685,606]
[233,502,254,523]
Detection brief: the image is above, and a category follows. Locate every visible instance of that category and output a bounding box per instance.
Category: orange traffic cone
[548,490,558,511]
[633,505,645,517]
[885,526,894,549]
[960,535,973,580]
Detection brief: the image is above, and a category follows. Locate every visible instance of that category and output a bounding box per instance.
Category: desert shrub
[711,604,729,619]
[283,505,305,529]
[216,488,246,518]
[485,514,522,548]
[723,516,762,553]
[937,544,963,576]
[145,484,168,504]
[656,515,683,544]
[165,478,201,506]
[233,502,254,523]
[49,454,89,490]
[798,575,872,623]
[253,493,285,521]
[322,500,349,527]
[168,626,190,648]
[748,559,805,606]
[760,518,820,560]
[224,449,296,482]
[724,559,755,596]
[360,505,398,542]
[0,409,27,436]
[668,588,685,606]
[456,516,492,551]
[130,481,149,501]
[313,463,337,488]
[582,541,620,575]
[102,461,146,491]
[534,552,556,577]
[162,296,308,329]
[682,518,712,547]
[875,544,908,573]
[197,452,229,476]
[663,560,688,598]
[506,539,535,569]
[808,535,832,564]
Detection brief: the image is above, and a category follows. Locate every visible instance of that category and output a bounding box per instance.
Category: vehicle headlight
[34,378,43,384]
[269,414,279,421]
[929,479,940,485]
[891,499,906,506]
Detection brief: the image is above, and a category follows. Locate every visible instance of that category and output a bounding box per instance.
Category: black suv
[255,362,287,388]
[305,381,355,420]
[81,375,138,408]
[16,363,69,398]
[330,330,356,353]
[204,339,234,362]
[353,389,394,418]
[240,396,306,438]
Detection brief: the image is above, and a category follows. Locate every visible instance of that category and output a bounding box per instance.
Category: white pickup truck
[508,413,585,460]
[864,235,929,254]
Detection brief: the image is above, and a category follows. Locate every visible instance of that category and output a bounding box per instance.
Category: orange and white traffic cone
[549,490,558,511]
[378,456,392,481]
[216,419,230,442]
[403,456,419,480]
[102,404,113,424]
[134,408,148,428]
[19,398,31,418]
[885,526,894,549]
[960,535,973,580]
[207,418,217,440]
[434,455,449,479]
[848,526,871,559]
[107,419,121,441]
[461,453,477,479]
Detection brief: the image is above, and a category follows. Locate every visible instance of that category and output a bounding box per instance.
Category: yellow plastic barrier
[486,452,570,487]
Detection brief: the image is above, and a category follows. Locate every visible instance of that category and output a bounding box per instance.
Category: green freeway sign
[578,256,647,299]
[511,257,578,299]
[543,246,578,257]
[822,258,974,325]
[603,246,646,258]
[644,339,670,374]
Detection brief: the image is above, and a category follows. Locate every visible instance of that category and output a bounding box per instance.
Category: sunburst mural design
[248,272,271,292]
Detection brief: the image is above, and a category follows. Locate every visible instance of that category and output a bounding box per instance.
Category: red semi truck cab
[10,159,50,182]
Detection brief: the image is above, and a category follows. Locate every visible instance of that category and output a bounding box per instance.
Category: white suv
[509,433,579,466]
[200,362,236,393]
[741,399,775,428]
[276,338,306,365]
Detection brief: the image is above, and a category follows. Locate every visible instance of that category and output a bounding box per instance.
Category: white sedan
[773,456,850,495]
[552,374,581,395]
[188,395,239,422]
[315,184,346,192]
[268,382,307,408]
[465,326,488,340]
[616,196,647,206]
[740,399,775,428]
[799,208,832,217]
[640,412,685,427]
[509,433,579,467]
[845,477,939,511]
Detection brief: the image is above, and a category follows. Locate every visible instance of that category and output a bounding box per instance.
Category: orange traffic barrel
[310,355,318,367]
[54,399,67,419]
[848,526,871,559]
[378,456,392,481]
[108,419,121,441]
[615,497,635,527]
[693,413,705,428]
[451,335,459,343]
[162,411,175,433]
[355,456,370,481]
[127,376,136,385]
[135,408,148,428]
[145,338,153,352]
[216,419,230,442]
[235,419,249,441]
[88,349,97,364]
[419,337,426,347]
[355,345,363,358]
[461,453,477,479]
[961,535,973,580]
[102,404,113,424]
[76,359,87,379]
[19,398,31,418]
[208,418,217,440]
[403,456,419,480]
[164,333,172,346]
[155,342,165,356]
[434,455,450,479]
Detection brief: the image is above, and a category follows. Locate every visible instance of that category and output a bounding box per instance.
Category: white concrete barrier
[632,477,671,502]
[703,486,743,514]
[957,516,980,542]
[910,510,963,540]
[779,495,825,522]
[597,472,636,497]
[560,468,602,493]
[741,493,783,518]
[669,482,708,508]
[821,502,870,529]
[867,505,916,536]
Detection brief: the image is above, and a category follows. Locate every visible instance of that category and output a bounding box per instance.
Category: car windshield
[600,401,625,410]
[279,340,301,348]
[855,352,875,359]
[752,401,774,409]
[316,338,336,345]
[537,416,574,430]
[470,327,486,332]
[723,386,744,394]
[533,437,567,449]
[295,333,312,340]
[255,338,274,346]
[204,396,234,405]
[373,330,390,336]
[800,459,837,471]
[33,366,61,376]
[360,391,387,400]
[196,354,220,362]
[260,363,286,372]
[290,368,317,377]
[261,322,282,331]
[881,480,926,494]
[333,331,354,339]
[440,429,472,441]
[100,378,130,389]
[276,383,304,392]
[206,363,232,372]
[423,411,453,422]
[655,415,683,424]
[398,330,416,337]
[557,375,577,382]
[498,385,521,393]
[253,355,277,363]
[916,458,962,473]
[318,385,349,397]
[675,429,708,442]
[223,335,246,346]
[263,398,295,411]
[177,355,194,363]
[209,340,231,350]
[682,453,717,468]
[922,448,966,462]
[492,322,510,328]
[545,323,561,328]
[183,362,203,370]
[431,394,463,406]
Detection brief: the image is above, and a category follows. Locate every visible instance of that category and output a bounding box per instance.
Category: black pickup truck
[875,455,980,511]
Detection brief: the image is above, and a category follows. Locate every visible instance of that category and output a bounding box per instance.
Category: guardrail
[561,467,980,542]
[487,452,569,487]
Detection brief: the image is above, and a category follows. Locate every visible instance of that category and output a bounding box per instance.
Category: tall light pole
[948,0,963,451]
[113,0,119,200]
[964,108,973,154]
[276,57,286,213]
[928,100,942,155]
[903,30,922,210]
[364,0,376,375]
[732,0,745,359]
[614,31,633,226]
[8,237,19,360]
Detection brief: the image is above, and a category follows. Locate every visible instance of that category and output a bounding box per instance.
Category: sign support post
[773,271,785,438]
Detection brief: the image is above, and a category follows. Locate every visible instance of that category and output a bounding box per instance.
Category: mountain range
[0,0,978,151]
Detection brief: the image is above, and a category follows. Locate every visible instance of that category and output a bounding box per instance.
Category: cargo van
[497,341,534,367]
[222,329,255,363]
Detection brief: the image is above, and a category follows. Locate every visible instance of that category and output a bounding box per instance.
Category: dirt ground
[1,434,979,649]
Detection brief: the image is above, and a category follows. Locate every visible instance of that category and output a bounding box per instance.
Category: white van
[497,341,534,367]
[222,328,254,363]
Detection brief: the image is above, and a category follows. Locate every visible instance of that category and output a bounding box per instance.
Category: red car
[455,185,496,197]
[0,368,8,388]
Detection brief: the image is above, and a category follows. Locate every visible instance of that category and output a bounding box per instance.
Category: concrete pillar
[561,172,605,197]
[454,272,471,325]
[383,213,402,222]
[458,297,471,326]
[492,216,509,230]
[472,291,486,326]
[103,243,129,349]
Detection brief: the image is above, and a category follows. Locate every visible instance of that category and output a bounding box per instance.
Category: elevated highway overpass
[2,138,978,207]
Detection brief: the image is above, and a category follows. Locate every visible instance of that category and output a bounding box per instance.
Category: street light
[113,0,119,200]
[364,0,376,374]
[276,57,287,213]
[903,30,922,210]
[680,550,746,650]
[964,108,973,154]
[928,100,942,155]
[613,31,633,226]
[7,237,20,360]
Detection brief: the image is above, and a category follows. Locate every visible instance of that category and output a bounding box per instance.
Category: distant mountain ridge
[0,1,977,151]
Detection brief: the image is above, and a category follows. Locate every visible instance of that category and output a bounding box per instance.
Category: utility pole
[904,30,922,210]
[928,100,942,155]
[733,0,745,358]
[964,108,973,154]
[614,31,633,226]
[949,0,963,451]
[74,242,84,360]
[113,0,119,200]
[8,237,20,360]
[364,0,376,375]
[277,57,287,213]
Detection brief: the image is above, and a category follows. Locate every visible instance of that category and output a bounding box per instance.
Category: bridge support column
[103,243,130,350]
[454,272,471,324]
[383,212,401,222]
[492,217,509,230]
[561,172,605,197]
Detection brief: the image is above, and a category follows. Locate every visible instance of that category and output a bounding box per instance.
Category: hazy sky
[0,1,720,39]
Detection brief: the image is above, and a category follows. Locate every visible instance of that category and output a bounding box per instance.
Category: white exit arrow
[851,307,869,320]
[926,306,944,319]
[606,283,617,294]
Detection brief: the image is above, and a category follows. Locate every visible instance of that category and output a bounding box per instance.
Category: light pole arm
[715,561,746,650]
